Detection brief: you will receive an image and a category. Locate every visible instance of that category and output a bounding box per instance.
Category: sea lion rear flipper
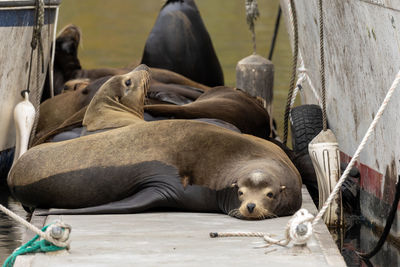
[36,188,167,215]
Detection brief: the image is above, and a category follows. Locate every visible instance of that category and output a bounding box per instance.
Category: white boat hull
[280,0,400,234]
[0,0,61,178]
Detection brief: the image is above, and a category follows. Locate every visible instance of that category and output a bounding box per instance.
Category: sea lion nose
[247,203,256,213]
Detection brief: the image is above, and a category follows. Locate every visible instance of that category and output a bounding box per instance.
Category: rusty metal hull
[280,0,400,234]
[0,0,61,179]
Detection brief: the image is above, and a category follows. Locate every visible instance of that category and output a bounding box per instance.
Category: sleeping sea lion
[145,86,271,139]
[9,65,302,219]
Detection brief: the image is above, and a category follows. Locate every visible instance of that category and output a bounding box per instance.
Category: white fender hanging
[308,129,343,226]
[12,92,36,164]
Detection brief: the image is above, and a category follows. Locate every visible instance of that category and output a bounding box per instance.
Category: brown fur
[145,87,271,138]
[49,24,210,95]
[10,67,301,219]
[83,65,150,131]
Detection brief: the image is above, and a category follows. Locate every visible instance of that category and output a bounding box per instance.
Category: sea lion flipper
[37,188,166,215]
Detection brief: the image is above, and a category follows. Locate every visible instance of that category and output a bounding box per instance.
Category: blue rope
[3,224,67,267]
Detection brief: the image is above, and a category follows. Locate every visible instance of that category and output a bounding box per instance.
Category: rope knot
[287,209,314,245]
[44,221,72,249]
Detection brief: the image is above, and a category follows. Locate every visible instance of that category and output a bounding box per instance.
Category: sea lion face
[96,64,150,110]
[230,170,290,220]
[118,66,150,109]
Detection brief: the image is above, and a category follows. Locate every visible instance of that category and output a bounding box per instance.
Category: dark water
[331,218,400,267]
[0,185,27,264]
[0,1,399,266]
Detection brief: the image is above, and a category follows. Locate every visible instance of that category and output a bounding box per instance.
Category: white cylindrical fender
[308,129,343,227]
[13,92,36,163]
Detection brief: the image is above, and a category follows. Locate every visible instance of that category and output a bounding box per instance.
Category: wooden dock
[14,187,346,266]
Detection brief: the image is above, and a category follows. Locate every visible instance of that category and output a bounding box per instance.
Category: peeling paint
[371,28,377,40]
[391,15,396,29]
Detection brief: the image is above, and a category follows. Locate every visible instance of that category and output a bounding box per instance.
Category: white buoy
[308,129,343,226]
[12,92,36,164]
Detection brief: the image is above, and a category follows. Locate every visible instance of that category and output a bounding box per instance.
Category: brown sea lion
[34,76,110,146]
[9,65,302,219]
[62,78,90,92]
[145,86,271,139]
[33,85,268,145]
[41,24,211,102]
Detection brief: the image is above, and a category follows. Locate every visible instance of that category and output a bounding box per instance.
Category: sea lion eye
[238,190,243,196]
[266,192,274,198]
[125,79,132,86]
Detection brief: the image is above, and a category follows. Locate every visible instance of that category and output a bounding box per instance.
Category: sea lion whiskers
[228,208,245,219]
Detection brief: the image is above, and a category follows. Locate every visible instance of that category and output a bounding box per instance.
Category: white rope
[290,64,305,108]
[0,204,71,248]
[210,209,315,247]
[287,0,321,106]
[313,69,400,226]
[49,6,60,98]
[210,0,400,246]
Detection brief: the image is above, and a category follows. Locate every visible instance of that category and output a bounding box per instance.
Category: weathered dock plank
[15,188,346,266]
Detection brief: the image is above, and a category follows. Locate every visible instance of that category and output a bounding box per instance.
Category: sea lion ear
[231,183,238,188]
[280,185,286,192]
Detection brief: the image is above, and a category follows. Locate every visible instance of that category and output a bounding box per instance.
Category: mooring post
[236,54,274,135]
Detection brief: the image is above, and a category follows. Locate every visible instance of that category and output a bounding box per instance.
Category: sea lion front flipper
[36,187,168,215]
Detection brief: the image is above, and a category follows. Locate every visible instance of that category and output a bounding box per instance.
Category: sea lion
[34,76,110,146]
[141,0,224,86]
[35,69,208,146]
[145,86,271,139]
[62,78,90,93]
[9,66,302,219]
[34,85,269,146]
[41,24,128,101]
[41,24,211,102]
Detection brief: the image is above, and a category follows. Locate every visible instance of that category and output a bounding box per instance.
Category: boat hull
[280,0,400,235]
[0,0,61,180]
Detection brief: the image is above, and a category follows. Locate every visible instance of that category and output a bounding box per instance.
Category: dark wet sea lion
[141,0,224,87]
[9,66,301,219]
[145,86,271,139]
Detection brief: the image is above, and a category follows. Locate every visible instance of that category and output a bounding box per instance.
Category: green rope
[3,224,67,267]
